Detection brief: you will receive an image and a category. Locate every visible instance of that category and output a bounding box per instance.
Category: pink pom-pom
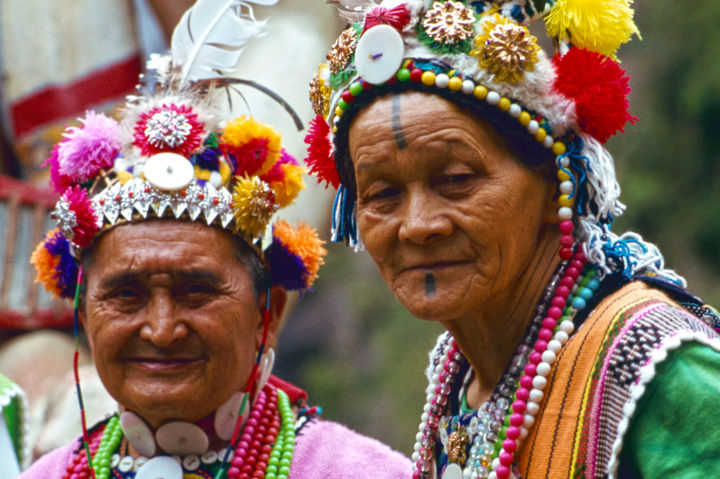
[43,143,75,193]
[63,185,99,248]
[303,115,339,189]
[363,5,411,33]
[57,111,122,183]
[553,48,638,143]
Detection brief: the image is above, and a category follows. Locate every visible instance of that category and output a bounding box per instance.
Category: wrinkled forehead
[82,219,239,275]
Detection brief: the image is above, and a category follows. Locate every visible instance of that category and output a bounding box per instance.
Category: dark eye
[177,282,217,307]
[438,174,474,185]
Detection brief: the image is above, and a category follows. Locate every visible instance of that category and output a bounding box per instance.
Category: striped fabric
[517,281,720,478]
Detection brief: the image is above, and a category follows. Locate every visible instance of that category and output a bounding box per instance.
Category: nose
[139,291,188,348]
[398,188,452,244]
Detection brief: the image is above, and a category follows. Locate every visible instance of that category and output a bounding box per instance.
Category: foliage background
[275,0,720,455]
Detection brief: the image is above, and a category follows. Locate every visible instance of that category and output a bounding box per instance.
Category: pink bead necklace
[412,247,595,479]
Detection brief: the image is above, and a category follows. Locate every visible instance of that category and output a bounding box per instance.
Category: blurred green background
[275,0,720,456]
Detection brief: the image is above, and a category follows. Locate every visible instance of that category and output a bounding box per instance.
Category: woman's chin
[396,293,470,322]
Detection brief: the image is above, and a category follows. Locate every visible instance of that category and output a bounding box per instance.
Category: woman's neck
[443,227,562,408]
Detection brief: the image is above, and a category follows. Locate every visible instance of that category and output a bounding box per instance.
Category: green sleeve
[620,341,720,478]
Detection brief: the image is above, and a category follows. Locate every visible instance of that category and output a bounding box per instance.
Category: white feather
[171,0,278,84]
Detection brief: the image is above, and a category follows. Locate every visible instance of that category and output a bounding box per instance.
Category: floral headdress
[32,0,326,298]
[305,0,683,285]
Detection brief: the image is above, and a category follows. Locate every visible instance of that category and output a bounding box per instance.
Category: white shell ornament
[355,25,405,85]
[214,391,249,441]
[156,421,209,455]
[144,152,195,191]
[135,456,183,479]
[442,463,463,479]
[120,411,156,457]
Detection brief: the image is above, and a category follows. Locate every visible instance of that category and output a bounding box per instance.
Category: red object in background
[0,175,73,331]
[9,54,142,138]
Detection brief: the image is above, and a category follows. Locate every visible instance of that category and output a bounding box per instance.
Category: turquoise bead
[587,278,600,291]
[579,287,593,300]
[572,297,587,309]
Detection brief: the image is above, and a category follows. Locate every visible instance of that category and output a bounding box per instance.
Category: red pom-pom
[63,185,99,248]
[363,5,411,33]
[303,115,339,189]
[553,48,638,143]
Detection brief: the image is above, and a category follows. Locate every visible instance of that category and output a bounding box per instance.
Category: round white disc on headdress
[355,25,405,85]
[156,421,209,455]
[135,456,183,479]
[144,153,195,191]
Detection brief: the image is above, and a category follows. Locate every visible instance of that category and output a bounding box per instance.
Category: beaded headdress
[31,0,326,298]
[305,0,683,284]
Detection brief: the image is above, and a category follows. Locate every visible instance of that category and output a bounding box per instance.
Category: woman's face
[349,92,557,322]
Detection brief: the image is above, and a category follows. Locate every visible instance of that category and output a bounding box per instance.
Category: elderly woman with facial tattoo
[305,1,720,478]
[19,2,410,478]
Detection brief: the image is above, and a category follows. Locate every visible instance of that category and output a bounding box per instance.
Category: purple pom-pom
[266,241,308,291]
[44,231,78,299]
[57,111,122,183]
[192,147,221,171]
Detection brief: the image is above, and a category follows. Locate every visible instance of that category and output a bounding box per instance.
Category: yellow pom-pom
[30,235,62,297]
[544,0,640,59]
[222,116,282,175]
[219,161,231,184]
[232,176,278,238]
[194,165,211,181]
[271,163,306,208]
[272,220,327,288]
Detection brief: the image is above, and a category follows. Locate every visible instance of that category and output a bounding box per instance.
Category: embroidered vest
[516,281,720,479]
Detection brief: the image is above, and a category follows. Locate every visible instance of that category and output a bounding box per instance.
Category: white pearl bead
[532,375,547,390]
[416,431,424,441]
[462,79,475,94]
[543,135,554,148]
[560,156,570,167]
[435,73,450,88]
[547,339,562,353]
[530,388,544,403]
[423,403,431,412]
[509,103,522,117]
[560,320,575,334]
[541,350,556,364]
[486,91,500,105]
[526,401,540,415]
[488,472,498,479]
[523,414,535,428]
[412,451,420,462]
[520,427,528,439]
[421,412,428,422]
[492,457,501,469]
[536,362,552,377]
[554,330,569,345]
[558,206,573,220]
[559,180,574,194]
[527,120,539,134]
[333,116,340,125]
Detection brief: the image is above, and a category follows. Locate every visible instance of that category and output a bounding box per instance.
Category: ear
[255,286,288,350]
